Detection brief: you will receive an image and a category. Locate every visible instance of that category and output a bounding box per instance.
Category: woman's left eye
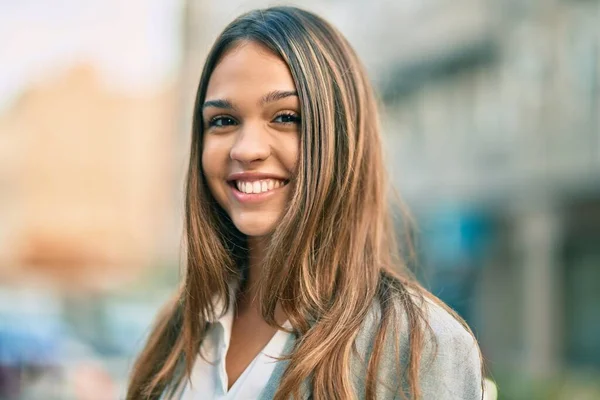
[273,113,300,124]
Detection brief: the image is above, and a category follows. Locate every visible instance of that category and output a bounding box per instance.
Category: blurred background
[0,0,599,399]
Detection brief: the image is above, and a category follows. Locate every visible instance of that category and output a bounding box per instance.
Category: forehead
[205,41,296,98]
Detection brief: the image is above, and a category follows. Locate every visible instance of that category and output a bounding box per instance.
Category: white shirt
[180,292,292,399]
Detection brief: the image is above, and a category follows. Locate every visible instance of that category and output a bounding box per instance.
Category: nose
[230,121,271,163]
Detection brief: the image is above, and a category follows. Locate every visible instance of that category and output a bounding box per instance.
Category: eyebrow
[202,90,298,111]
[260,90,298,105]
[202,99,235,111]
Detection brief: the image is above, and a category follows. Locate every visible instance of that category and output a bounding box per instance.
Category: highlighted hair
[127,6,482,400]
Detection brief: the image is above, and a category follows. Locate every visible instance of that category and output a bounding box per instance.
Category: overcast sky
[0,0,182,110]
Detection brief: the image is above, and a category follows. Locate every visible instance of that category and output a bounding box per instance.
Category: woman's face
[201,41,300,238]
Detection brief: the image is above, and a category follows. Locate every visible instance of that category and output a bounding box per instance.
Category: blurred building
[371,0,600,392]
[0,64,176,291]
[0,2,182,397]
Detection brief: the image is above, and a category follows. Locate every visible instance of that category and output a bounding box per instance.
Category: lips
[226,172,290,203]
[234,179,287,194]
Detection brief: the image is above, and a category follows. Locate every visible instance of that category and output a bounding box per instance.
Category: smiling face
[201,41,300,238]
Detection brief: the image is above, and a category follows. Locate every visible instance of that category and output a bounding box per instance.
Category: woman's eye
[208,116,237,128]
[273,113,300,124]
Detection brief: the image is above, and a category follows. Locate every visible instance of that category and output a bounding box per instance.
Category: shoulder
[416,296,483,400]
[356,289,483,400]
[360,289,479,354]
[419,294,480,361]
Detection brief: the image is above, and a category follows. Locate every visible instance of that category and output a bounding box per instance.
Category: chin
[232,212,279,237]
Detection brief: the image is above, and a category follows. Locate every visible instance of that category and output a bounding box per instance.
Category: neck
[239,236,268,311]
[237,235,287,325]
[248,235,269,284]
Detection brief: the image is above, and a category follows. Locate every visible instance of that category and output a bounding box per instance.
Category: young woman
[127,6,484,400]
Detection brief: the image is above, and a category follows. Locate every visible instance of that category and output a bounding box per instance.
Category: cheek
[200,148,211,177]
[201,141,227,201]
[201,138,224,177]
[281,135,300,172]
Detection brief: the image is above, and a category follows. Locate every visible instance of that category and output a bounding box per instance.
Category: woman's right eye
[208,116,237,128]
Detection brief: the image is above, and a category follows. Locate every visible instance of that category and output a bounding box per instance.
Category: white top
[180,292,292,400]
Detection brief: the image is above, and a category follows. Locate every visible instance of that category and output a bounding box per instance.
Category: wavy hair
[127,6,480,400]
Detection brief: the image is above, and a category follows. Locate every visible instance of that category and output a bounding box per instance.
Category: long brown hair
[127,6,481,400]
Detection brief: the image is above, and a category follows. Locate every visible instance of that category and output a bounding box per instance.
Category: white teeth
[234,179,286,194]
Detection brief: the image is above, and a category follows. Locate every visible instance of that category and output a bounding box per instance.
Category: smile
[232,179,289,194]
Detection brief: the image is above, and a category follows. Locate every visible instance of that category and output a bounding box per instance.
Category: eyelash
[273,112,301,124]
[207,112,300,128]
[207,116,236,128]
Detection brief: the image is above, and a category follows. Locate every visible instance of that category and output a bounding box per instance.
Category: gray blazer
[165,297,483,400]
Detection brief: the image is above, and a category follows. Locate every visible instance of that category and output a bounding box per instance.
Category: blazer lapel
[259,333,311,399]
